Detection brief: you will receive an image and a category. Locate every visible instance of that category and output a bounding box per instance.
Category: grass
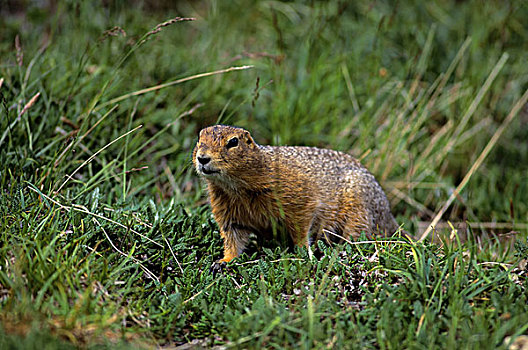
[1,0,527,348]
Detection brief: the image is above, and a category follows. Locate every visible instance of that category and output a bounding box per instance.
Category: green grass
[1,0,527,348]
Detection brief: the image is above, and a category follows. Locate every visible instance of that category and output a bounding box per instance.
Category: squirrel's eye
[226,137,239,149]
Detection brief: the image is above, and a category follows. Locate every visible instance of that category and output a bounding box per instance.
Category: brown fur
[193,125,399,263]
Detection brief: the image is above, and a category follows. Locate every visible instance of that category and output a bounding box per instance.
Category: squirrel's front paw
[210,260,227,276]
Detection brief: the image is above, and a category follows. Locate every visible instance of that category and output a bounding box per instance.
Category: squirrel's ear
[243,130,255,146]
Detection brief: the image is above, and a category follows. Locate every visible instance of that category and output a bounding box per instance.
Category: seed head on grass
[15,35,23,67]
[99,26,127,42]
[0,92,40,148]
[138,17,196,46]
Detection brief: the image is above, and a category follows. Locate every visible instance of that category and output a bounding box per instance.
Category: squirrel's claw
[210,260,227,276]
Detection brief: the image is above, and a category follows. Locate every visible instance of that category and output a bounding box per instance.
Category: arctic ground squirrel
[193,125,399,268]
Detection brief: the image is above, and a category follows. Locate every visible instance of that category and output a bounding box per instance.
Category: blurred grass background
[0,0,527,348]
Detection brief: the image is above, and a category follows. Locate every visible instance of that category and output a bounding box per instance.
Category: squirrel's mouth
[199,165,220,175]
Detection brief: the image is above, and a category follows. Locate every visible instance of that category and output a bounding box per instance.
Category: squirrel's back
[193,125,399,263]
[261,145,399,238]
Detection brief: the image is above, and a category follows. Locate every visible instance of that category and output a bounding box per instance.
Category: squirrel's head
[193,125,261,187]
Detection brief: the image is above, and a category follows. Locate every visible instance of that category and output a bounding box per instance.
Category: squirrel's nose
[197,156,211,165]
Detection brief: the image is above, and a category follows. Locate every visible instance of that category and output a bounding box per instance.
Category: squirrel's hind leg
[340,206,373,241]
